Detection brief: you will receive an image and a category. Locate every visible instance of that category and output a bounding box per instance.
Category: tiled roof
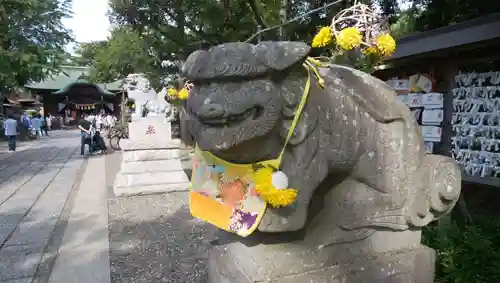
[25,66,123,93]
[25,66,91,90]
[388,13,500,60]
[101,79,124,92]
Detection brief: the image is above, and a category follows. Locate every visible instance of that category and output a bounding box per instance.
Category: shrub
[423,217,500,283]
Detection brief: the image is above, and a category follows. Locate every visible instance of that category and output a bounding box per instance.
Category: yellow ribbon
[274,57,326,165]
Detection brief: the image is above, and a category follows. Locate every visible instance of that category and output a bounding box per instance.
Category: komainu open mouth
[201,106,263,127]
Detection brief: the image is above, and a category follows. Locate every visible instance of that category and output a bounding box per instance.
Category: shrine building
[25,66,124,122]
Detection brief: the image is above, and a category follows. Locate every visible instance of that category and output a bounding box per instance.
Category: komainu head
[182,41,311,163]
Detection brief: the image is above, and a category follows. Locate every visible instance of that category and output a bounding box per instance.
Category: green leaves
[74,27,162,88]
[423,217,500,283]
[106,0,369,79]
[0,0,73,92]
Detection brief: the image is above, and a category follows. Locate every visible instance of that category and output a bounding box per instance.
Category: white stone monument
[113,74,189,197]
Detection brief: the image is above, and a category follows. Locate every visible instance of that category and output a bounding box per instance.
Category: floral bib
[189,148,280,237]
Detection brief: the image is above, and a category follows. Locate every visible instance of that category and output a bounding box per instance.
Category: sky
[62,0,111,53]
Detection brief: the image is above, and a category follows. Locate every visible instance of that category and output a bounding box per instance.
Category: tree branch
[161,9,219,45]
[245,0,343,42]
[246,0,271,28]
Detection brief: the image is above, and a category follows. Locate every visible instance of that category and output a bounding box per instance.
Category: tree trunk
[279,0,289,40]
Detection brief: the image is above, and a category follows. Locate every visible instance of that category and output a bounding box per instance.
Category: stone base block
[121,139,181,151]
[113,182,190,197]
[120,159,184,174]
[122,149,181,162]
[208,243,435,283]
[113,115,193,197]
[114,170,189,188]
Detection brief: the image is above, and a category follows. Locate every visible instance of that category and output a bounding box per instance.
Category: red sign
[145,125,156,135]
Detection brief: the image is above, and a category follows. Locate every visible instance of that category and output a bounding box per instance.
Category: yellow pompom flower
[312,27,333,48]
[254,168,297,208]
[375,34,396,56]
[363,46,378,56]
[336,27,362,50]
[168,87,178,97]
[178,88,190,100]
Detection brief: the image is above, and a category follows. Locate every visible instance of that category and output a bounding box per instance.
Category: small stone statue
[124,73,167,118]
[182,41,461,282]
[157,87,176,121]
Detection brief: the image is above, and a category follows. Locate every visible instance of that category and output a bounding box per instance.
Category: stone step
[122,149,181,162]
[120,159,184,174]
[114,170,190,188]
[113,182,190,197]
[121,139,181,151]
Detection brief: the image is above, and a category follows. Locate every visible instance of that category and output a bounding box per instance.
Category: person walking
[46,114,52,130]
[4,114,18,152]
[46,114,52,131]
[21,112,31,129]
[96,113,103,132]
[78,114,92,156]
[102,113,108,132]
[106,113,115,129]
[30,115,42,138]
[41,115,49,136]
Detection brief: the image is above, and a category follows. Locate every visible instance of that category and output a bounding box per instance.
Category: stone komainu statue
[181,41,461,283]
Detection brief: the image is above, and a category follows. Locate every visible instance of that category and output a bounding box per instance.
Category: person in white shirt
[46,114,52,130]
[86,113,95,126]
[96,114,103,132]
[102,114,108,131]
[4,115,18,151]
[106,114,116,128]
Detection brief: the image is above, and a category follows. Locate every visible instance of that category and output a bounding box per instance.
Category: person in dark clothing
[141,102,149,117]
[41,115,49,136]
[91,131,107,153]
[78,116,92,155]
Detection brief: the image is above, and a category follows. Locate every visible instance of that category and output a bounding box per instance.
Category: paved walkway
[48,154,110,283]
[0,130,212,282]
[0,131,97,283]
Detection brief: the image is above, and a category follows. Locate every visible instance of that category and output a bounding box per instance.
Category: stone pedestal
[113,116,190,197]
[208,232,435,283]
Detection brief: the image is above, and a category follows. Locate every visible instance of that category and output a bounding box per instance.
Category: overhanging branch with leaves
[245,0,344,42]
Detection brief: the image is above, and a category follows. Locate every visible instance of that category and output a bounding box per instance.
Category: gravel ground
[105,149,215,283]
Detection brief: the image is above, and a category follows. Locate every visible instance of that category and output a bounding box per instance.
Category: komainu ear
[281,111,318,146]
[181,50,208,78]
[254,41,311,71]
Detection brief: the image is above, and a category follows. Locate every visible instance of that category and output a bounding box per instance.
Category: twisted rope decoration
[330,2,390,47]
